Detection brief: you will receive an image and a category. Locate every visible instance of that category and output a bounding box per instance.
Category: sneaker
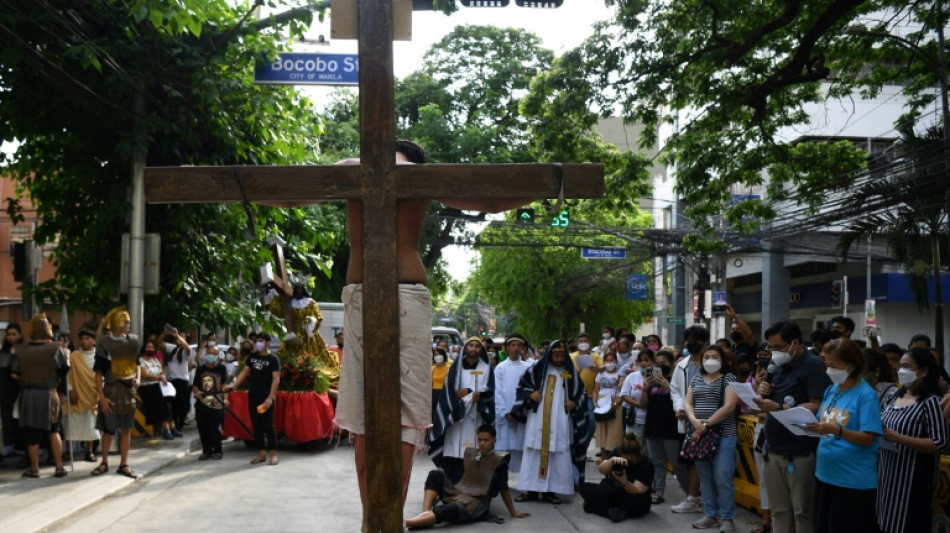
[691,516,720,529]
[198,454,211,461]
[607,508,628,523]
[170,429,183,438]
[718,520,735,532]
[671,497,703,513]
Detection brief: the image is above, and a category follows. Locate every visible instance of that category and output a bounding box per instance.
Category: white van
[431,326,463,348]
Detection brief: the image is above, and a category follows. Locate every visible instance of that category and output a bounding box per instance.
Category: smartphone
[164,323,175,333]
[642,366,653,378]
[653,366,662,378]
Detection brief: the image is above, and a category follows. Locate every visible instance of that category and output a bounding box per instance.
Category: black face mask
[658,365,672,376]
[730,332,743,343]
[240,347,251,356]
[685,342,703,355]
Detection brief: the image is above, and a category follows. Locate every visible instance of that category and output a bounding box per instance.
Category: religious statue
[260,235,339,393]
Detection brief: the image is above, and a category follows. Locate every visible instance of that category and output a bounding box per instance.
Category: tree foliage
[0,1,347,331]
[587,0,943,243]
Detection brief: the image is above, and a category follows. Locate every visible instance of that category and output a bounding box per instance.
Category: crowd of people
[0,305,320,479]
[416,310,950,532]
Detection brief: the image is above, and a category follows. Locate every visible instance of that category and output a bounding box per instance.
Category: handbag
[679,377,725,462]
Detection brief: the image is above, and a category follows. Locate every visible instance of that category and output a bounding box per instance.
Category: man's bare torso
[345,198,430,284]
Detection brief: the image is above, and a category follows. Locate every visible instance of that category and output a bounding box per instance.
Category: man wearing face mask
[429,338,495,483]
[669,326,709,514]
[192,350,228,460]
[570,332,602,464]
[227,332,280,465]
[753,320,831,533]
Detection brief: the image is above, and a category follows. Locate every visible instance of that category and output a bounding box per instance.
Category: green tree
[587,0,939,242]
[468,47,655,341]
[0,1,346,331]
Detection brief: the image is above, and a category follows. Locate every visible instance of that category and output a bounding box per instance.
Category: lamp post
[847,19,950,354]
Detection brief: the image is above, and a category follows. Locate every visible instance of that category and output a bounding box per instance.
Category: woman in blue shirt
[805,338,881,533]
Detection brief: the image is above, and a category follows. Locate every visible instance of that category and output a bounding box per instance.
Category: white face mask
[897,368,919,387]
[826,367,849,385]
[703,359,722,374]
[605,362,617,372]
[771,350,793,367]
[577,342,591,352]
[434,355,445,364]
[602,333,610,340]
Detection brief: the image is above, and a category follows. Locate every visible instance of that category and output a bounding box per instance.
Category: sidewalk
[0,424,203,533]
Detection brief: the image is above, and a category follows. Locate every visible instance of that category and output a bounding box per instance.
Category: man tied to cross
[271,140,531,528]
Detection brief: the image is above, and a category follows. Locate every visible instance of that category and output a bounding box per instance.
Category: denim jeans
[695,435,737,520]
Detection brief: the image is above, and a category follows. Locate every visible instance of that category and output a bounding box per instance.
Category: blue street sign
[581,247,626,259]
[626,274,649,300]
[254,53,359,86]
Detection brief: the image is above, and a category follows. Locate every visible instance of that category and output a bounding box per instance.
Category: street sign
[515,0,563,6]
[581,247,626,259]
[666,316,686,325]
[653,309,665,316]
[255,53,359,86]
[626,274,649,300]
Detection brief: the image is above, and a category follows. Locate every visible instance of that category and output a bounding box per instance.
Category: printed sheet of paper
[574,354,594,369]
[770,406,821,437]
[728,381,761,407]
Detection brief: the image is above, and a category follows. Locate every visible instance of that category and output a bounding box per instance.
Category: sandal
[91,462,109,476]
[542,493,562,505]
[116,464,139,479]
[515,492,538,503]
[55,467,68,478]
[751,525,772,533]
[651,494,665,504]
[84,450,97,463]
[267,457,279,465]
[22,469,40,478]
[250,456,267,465]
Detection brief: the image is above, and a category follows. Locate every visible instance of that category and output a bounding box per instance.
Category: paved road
[36,437,762,533]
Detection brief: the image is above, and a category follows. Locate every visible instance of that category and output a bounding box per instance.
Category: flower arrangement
[277,353,331,394]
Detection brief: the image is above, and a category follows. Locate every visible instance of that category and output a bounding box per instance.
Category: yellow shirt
[570,351,603,396]
[432,363,451,391]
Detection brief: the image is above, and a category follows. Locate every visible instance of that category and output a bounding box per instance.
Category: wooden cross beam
[144,2,604,531]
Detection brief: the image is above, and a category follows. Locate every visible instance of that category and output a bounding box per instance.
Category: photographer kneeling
[579,432,653,522]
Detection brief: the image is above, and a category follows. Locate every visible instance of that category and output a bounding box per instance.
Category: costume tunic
[518,366,574,494]
[494,358,531,471]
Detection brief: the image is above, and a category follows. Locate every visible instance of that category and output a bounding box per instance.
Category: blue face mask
[204,355,218,365]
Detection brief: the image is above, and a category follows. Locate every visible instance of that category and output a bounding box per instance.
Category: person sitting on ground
[579,432,653,523]
[405,423,529,529]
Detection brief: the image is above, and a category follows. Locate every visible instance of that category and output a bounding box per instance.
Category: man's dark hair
[476,423,496,438]
[575,332,590,342]
[78,329,95,339]
[764,320,803,344]
[683,325,710,343]
[830,315,855,334]
[909,334,932,348]
[620,333,637,343]
[257,332,272,342]
[810,328,839,347]
[395,140,428,164]
[601,325,615,336]
[880,343,903,356]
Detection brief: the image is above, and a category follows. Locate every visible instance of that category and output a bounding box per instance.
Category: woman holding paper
[805,338,881,533]
[138,340,175,439]
[876,348,950,533]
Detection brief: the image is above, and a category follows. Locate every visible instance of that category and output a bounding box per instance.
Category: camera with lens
[612,462,625,476]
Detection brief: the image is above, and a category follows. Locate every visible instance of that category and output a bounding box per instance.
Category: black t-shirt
[246,352,280,399]
[607,448,653,505]
[193,364,228,410]
[763,350,831,456]
[643,383,681,439]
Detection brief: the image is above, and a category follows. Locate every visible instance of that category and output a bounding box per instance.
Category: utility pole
[128,91,146,338]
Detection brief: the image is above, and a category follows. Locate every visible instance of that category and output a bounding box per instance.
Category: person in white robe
[65,330,100,462]
[494,333,533,472]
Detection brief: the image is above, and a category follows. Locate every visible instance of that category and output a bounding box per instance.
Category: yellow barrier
[132,394,154,438]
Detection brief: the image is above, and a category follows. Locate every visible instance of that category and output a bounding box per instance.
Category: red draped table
[222,391,335,443]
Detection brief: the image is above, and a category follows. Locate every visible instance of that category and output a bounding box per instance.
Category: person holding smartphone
[638,348,688,505]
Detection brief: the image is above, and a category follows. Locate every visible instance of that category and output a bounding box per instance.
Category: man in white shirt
[493,334,533,472]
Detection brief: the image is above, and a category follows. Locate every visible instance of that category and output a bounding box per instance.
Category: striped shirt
[877,393,950,533]
[688,373,737,437]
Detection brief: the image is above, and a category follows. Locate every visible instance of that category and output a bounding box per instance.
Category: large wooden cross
[145,1,603,530]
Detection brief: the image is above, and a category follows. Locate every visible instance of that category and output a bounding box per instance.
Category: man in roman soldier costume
[91,306,141,478]
[406,424,529,529]
[11,313,70,478]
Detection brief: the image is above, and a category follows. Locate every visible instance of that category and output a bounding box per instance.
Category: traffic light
[478,326,486,336]
[516,208,535,225]
[830,280,843,307]
[12,241,29,282]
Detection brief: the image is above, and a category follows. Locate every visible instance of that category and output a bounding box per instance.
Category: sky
[292,1,617,281]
